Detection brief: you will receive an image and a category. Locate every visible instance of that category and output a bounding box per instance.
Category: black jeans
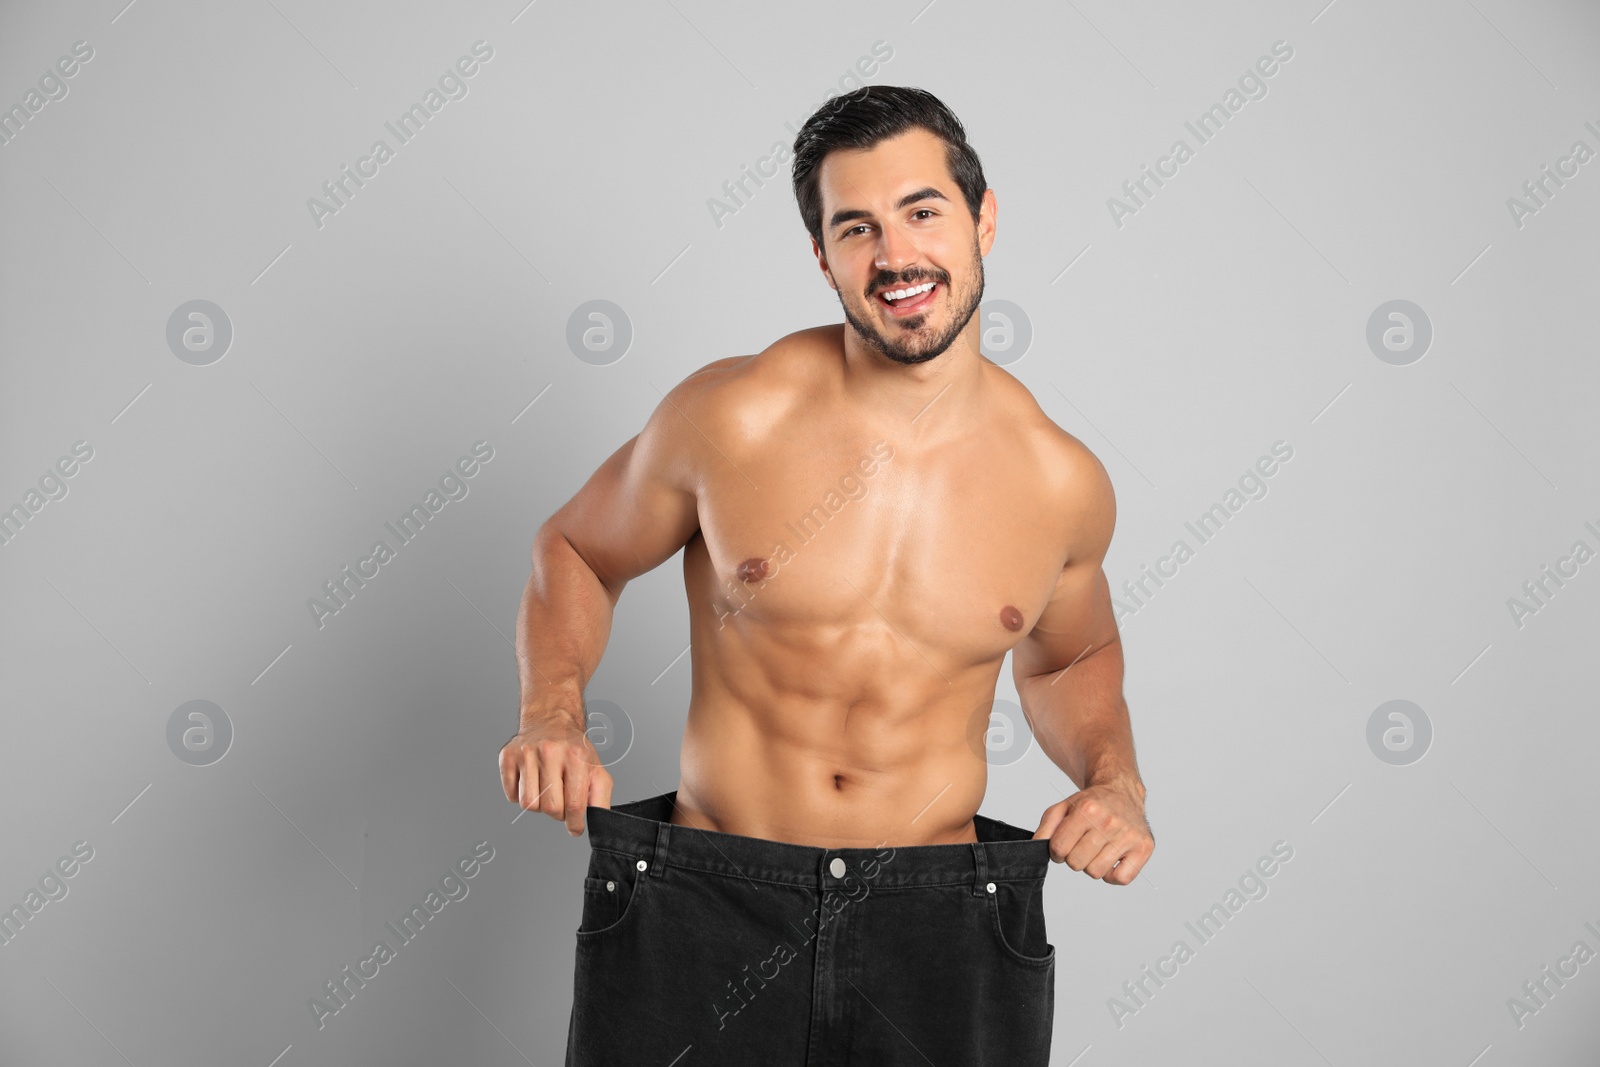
[565,791,1055,1066]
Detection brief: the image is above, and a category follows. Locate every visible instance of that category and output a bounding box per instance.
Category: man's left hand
[1033,782,1153,885]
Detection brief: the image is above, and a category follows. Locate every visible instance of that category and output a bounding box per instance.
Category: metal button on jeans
[829,857,846,878]
[636,860,648,872]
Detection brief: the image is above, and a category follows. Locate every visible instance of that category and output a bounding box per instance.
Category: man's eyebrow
[827,187,951,230]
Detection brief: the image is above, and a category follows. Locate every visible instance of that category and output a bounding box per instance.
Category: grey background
[2,0,1597,1063]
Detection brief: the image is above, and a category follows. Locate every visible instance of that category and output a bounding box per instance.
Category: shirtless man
[502,86,1153,1064]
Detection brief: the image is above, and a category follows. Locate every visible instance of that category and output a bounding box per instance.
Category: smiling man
[502,85,1153,1065]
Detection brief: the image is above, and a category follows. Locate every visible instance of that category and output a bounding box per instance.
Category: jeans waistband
[586,791,1051,894]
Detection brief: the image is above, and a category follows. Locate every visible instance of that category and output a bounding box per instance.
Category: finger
[1032,802,1066,842]
[589,765,613,811]
[1045,803,1098,865]
[534,743,565,817]
[1102,843,1152,886]
[1083,836,1131,881]
[520,773,557,815]
[1045,822,1086,867]
[564,753,589,837]
[1061,813,1118,870]
[515,751,542,811]
[499,747,519,805]
[1063,795,1124,857]
[1064,827,1107,871]
[1042,815,1075,862]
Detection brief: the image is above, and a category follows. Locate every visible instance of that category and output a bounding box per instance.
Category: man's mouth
[876,280,939,315]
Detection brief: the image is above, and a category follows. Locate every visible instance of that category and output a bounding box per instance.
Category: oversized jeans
[565,790,1055,1065]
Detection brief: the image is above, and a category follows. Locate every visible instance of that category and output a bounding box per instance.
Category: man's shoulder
[663,325,841,427]
[983,366,1113,505]
[980,372,1117,565]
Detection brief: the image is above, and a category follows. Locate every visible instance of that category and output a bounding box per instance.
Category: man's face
[812,127,996,366]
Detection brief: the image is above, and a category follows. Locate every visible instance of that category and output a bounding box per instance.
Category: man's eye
[845,225,870,237]
[912,209,935,220]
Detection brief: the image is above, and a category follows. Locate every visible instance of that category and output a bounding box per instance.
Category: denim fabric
[565,790,1054,1066]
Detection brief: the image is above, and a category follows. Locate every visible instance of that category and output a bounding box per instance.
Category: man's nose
[874,221,920,273]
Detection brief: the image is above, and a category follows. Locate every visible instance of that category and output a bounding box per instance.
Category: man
[501,85,1153,1064]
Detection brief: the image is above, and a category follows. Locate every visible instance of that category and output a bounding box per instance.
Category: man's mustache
[867,269,949,297]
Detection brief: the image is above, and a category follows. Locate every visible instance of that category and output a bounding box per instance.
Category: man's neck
[838,324,989,435]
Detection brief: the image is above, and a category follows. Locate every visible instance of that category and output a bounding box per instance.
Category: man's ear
[977,188,997,257]
[810,236,837,290]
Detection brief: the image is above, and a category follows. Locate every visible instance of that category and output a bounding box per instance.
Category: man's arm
[1012,445,1154,884]
[501,370,712,834]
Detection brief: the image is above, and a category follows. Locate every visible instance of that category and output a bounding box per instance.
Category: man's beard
[838,241,985,366]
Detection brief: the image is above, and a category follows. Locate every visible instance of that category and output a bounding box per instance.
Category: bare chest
[689,433,1070,666]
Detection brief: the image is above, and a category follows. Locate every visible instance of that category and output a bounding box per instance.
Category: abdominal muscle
[667,643,999,849]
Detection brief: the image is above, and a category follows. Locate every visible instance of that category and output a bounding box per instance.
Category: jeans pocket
[576,848,648,939]
[985,876,1054,966]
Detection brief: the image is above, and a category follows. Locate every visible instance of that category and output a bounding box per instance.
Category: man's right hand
[498,712,613,837]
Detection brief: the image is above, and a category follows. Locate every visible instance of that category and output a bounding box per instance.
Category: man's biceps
[585,495,697,587]
[636,488,701,560]
[1017,576,1114,673]
[1039,561,1107,615]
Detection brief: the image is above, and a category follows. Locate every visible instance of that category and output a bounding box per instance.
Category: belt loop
[971,841,989,896]
[651,820,671,878]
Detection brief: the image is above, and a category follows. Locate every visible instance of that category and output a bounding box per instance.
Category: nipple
[736,557,771,583]
[1000,605,1024,631]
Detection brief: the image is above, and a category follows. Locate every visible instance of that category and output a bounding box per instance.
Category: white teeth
[883,282,935,301]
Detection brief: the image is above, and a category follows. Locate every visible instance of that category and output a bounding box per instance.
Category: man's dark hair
[791,85,987,246]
